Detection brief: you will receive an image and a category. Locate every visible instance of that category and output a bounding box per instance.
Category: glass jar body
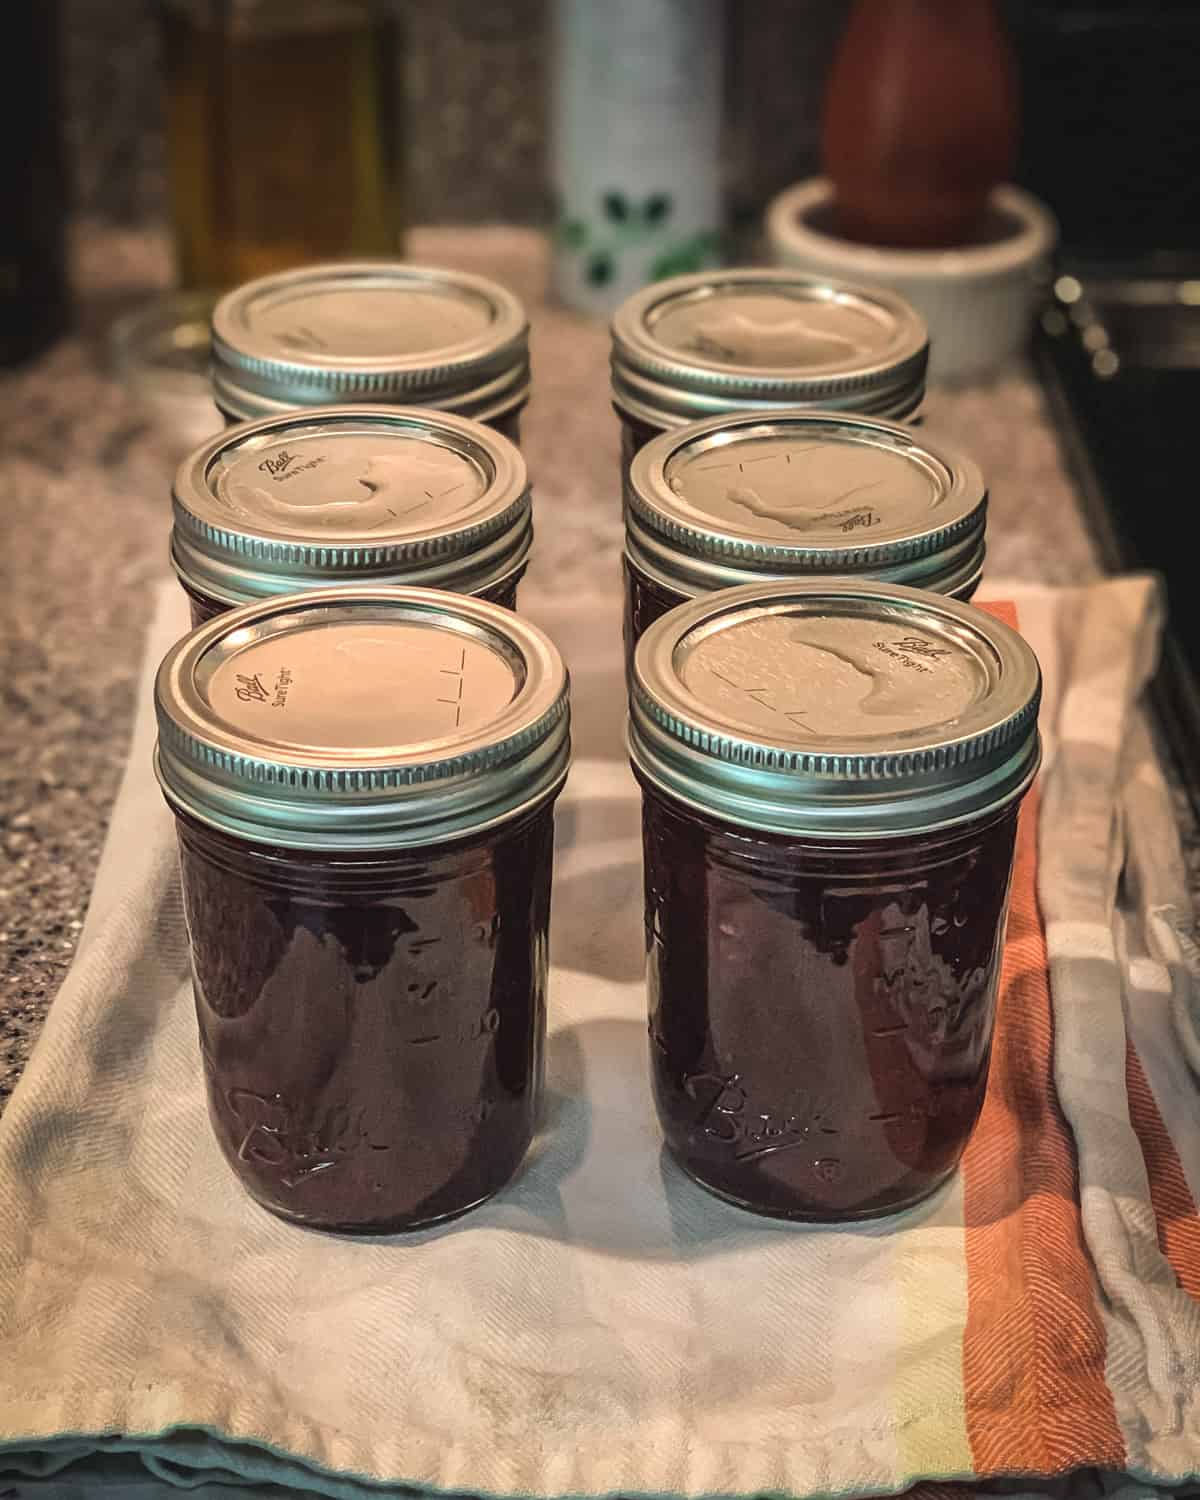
[638,779,1020,1220]
[174,800,555,1232]
[617,407,666,479]
[179,565,527,629]
[622,557,688,676]
[623,555,980,677]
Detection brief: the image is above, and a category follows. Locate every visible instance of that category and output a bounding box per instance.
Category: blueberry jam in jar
[155,587,570,1232]
[623,410,987,672]
[610,269,929,477]
[211,262,530,438]
[172,406,532,625]
[629,580,1040,1220]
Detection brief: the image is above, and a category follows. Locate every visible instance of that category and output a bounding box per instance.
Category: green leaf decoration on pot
[586,250,615,286]
[650,230,721,282]
[557,191,712,293]
[643,193,672,227]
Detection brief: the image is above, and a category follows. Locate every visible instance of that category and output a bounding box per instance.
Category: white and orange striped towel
[1,576,1198,1499]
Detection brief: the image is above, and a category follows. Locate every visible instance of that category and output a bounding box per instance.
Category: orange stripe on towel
[1125,1043,1200,1301]
[961,598,1126,1474]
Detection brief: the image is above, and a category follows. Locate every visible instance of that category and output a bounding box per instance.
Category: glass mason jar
[610,268,929,477]
[154,587,570,1232]
[210,262,530,439]
[629,580,1040,1221]
[160,0,404,290]
[623,409,987,672]
[172,405,532,626]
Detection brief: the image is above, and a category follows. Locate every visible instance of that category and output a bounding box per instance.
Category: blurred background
[46,0,1200,245]
[8,0,1197,352]
[56,0,839,243]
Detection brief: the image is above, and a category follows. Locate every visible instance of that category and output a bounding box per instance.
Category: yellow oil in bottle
[162,1,404,289]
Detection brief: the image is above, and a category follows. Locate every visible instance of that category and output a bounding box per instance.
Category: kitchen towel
[1,576,1198,1500]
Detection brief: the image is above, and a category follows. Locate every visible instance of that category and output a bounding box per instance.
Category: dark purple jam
[184,583,228,629]
[622,557,688,675]
[487,407,523,447]
[176,801,554,1232]
[638,780,1019,1220]
[617,408,667,479]
[182,567,527,630]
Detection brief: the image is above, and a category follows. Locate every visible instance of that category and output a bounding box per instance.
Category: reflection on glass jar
[622,409,987,673]
[209,262,530,434]
[161,0,404,290]
[171,405,533,622]
[176,804,553,1230]
[640,787,1018,1218]
[629,579,1040,1221]
[155,587,570,1232]
[610,268,929,477]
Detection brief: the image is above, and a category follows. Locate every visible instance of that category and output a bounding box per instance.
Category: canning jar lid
[630,580,1040,838]
[610,269,928,429]
[210,262,530,423]
[171,405,532,608]
[625,410,986,600]
[155,587,570,850]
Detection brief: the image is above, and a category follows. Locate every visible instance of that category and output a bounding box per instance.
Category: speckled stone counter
[0,225,1104,1111]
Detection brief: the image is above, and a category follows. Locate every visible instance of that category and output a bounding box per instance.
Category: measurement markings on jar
[437,647,468,727]
[402,1009,500,1048]
[692,444,823,479]
[708,665,813,730]
[869,1098,942,1124]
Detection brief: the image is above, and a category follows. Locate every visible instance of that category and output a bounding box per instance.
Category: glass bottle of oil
[161,0,404,290]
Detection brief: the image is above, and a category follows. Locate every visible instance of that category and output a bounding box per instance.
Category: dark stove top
[1035,259,1200,814]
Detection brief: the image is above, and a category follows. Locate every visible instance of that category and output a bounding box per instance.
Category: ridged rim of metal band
[172,516,533,609]
[625,410,987,576]
[610,269,929,423]
[211,262,529,409]
[623,519,986,602]
[610,365,927,430]
[212,367,531,426]
[628,579,1041,838]
[172,405,531,599]
[154,587,571,850]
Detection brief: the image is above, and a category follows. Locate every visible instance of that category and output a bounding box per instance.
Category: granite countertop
[0,224,1104,1112]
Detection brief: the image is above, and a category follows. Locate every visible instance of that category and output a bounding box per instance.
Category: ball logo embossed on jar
[223,1086,390,1190]
[155,586,570,1233]
[630,579,1039,1221]
[684,1071,841,1165]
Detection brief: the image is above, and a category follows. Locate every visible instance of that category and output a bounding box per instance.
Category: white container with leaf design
[550,0,724,316]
